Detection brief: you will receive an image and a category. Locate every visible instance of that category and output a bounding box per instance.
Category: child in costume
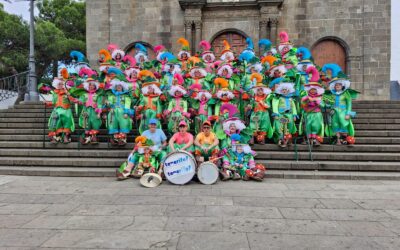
[299,66,325,146]
[186,65,212,91]
[165,84,190,134]
[322,64,358,145]
[46,74,76,144]
[168,120,194,153]
[136,70,163,134]
[220,40,235,63]
[271,79,298,147]
[160,53,182,92]
[247,73,273,144]
[134,43,150,68]
[130,137,159,178]
[277,31,298,69]
[221,134,255,181]
[104,79,134,145]
[111,47,125,68]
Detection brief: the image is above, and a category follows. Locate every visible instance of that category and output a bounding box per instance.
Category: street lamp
[26,0,38,101]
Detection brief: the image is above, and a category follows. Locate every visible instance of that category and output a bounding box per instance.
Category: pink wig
[306,66,320,82]
[279,31,289,43]
[153,45,165,54]
[199,40,211,51]
[123,55,137,67]
[79,68,97,78]
[174,73,184,85]
[107,43,119,52]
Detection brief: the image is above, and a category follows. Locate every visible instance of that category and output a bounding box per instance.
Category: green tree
[0,3,29,76]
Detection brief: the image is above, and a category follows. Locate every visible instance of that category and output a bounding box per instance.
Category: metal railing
[0,71,29,104]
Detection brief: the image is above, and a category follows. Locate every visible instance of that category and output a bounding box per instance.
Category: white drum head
[198,162,219,185]
[163,150,196,185]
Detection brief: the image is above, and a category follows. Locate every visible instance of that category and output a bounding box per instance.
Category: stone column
[259,20,268,39]
[194,20,202,54]
[269,17,279,44]
[184,20,193,49]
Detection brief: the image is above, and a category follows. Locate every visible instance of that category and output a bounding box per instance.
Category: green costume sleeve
[183,100,188,113]
[272,98,279,116]
[167,100,174,112]
[345,92,352,115]
[156,98,162,115]
[291,99,298,116]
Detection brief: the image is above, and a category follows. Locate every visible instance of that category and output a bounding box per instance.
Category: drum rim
[197,162,219,185]
[162,150,197,185]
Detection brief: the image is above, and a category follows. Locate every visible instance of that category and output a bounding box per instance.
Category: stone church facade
[86,0,391,100]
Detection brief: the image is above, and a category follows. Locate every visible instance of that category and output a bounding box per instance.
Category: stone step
[0,148,398,162]
[352,104,400,109]
[0,157,399,171]
[256,151,400,162]
[1,134,398,144]
[354,100,400,104]
[1,141,400,152]
[1,166,400,180]
[1,128,399,137]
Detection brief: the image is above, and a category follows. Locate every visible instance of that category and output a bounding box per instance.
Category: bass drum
[162,150,196,185]
[197,162,219,185]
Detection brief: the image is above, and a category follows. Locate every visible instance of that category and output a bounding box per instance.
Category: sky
[2,0,400,80]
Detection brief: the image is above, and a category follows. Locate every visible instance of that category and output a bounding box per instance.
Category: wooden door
[312,40,347,73]
[211,32,247,58]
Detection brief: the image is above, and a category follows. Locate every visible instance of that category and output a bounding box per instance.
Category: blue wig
[107,67,123,76]
[70,51,85,62]
[296,47,311,60]
[239,51,255,62]
[321,63,342,78]
[258,39,272,51]
[246,37,254,50]
[135,43,147,53]
[159,52,176,62]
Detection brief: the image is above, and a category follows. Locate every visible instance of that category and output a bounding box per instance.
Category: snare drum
[162,150,196,185]
[197,162,219,185]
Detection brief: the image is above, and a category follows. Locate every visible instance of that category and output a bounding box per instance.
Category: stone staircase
[1,101,400,179]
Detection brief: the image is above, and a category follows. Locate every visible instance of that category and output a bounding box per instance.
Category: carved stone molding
[348,55,362,61]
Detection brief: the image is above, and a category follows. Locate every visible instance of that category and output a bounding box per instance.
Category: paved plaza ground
[0,175,399,249]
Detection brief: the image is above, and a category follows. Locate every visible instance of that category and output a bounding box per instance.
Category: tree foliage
[0,0,86,79]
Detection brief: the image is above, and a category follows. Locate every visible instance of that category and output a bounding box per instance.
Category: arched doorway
[311,38,348,73]
[211,30,247,57]
[125,41,155,60]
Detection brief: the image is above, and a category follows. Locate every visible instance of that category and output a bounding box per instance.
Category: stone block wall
[280,0,391,100]
[86,0,391,100]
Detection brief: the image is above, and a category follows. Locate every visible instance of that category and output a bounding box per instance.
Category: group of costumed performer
[39,33,359,183]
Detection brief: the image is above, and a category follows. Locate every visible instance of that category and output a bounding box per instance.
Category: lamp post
[25,0,38,101]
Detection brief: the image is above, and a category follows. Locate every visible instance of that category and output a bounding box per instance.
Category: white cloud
[2,1,33,21]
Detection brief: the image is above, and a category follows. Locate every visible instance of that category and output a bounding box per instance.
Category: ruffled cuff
[271,113,279,117]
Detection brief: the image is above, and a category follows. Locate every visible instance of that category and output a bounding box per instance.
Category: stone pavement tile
[57,215,134,230]
[384,210,400,219]
[195,196,234,206]
[177,232,249,250]
[313,208,393,221]
[40,203,80,216]
[283,190,321,198]
[353,199,400,210]
[0,229,56,247]
[337,221,397,237]
[0,186,80,195]
[371,236,400,250]
[71,187,120,196]
[0,176,19,186]
[165,216,222,232]
[0,194,73,204]
[166,205,205,217]
[66,194,118,205]
[212,181,288,191]
[316,191,400,200]
[21,215,71,229]
[223,217,345,235]
[233,197,325,208]
[0,203,49,215]
[205,205,282,219]
[380,220,400,235]
[318,198,363,209]
[113,186,192,196]
[285,183,333,191]
[124,216,168,231]
[41,230,178,249]
[190,188,221,196]
[220,188,284,198]
[279,208,320,220]
[329,183,400,192]
[70,204,167,216]
[0,214,38,229]
[115,195,196,205]
[247,233,383,250]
